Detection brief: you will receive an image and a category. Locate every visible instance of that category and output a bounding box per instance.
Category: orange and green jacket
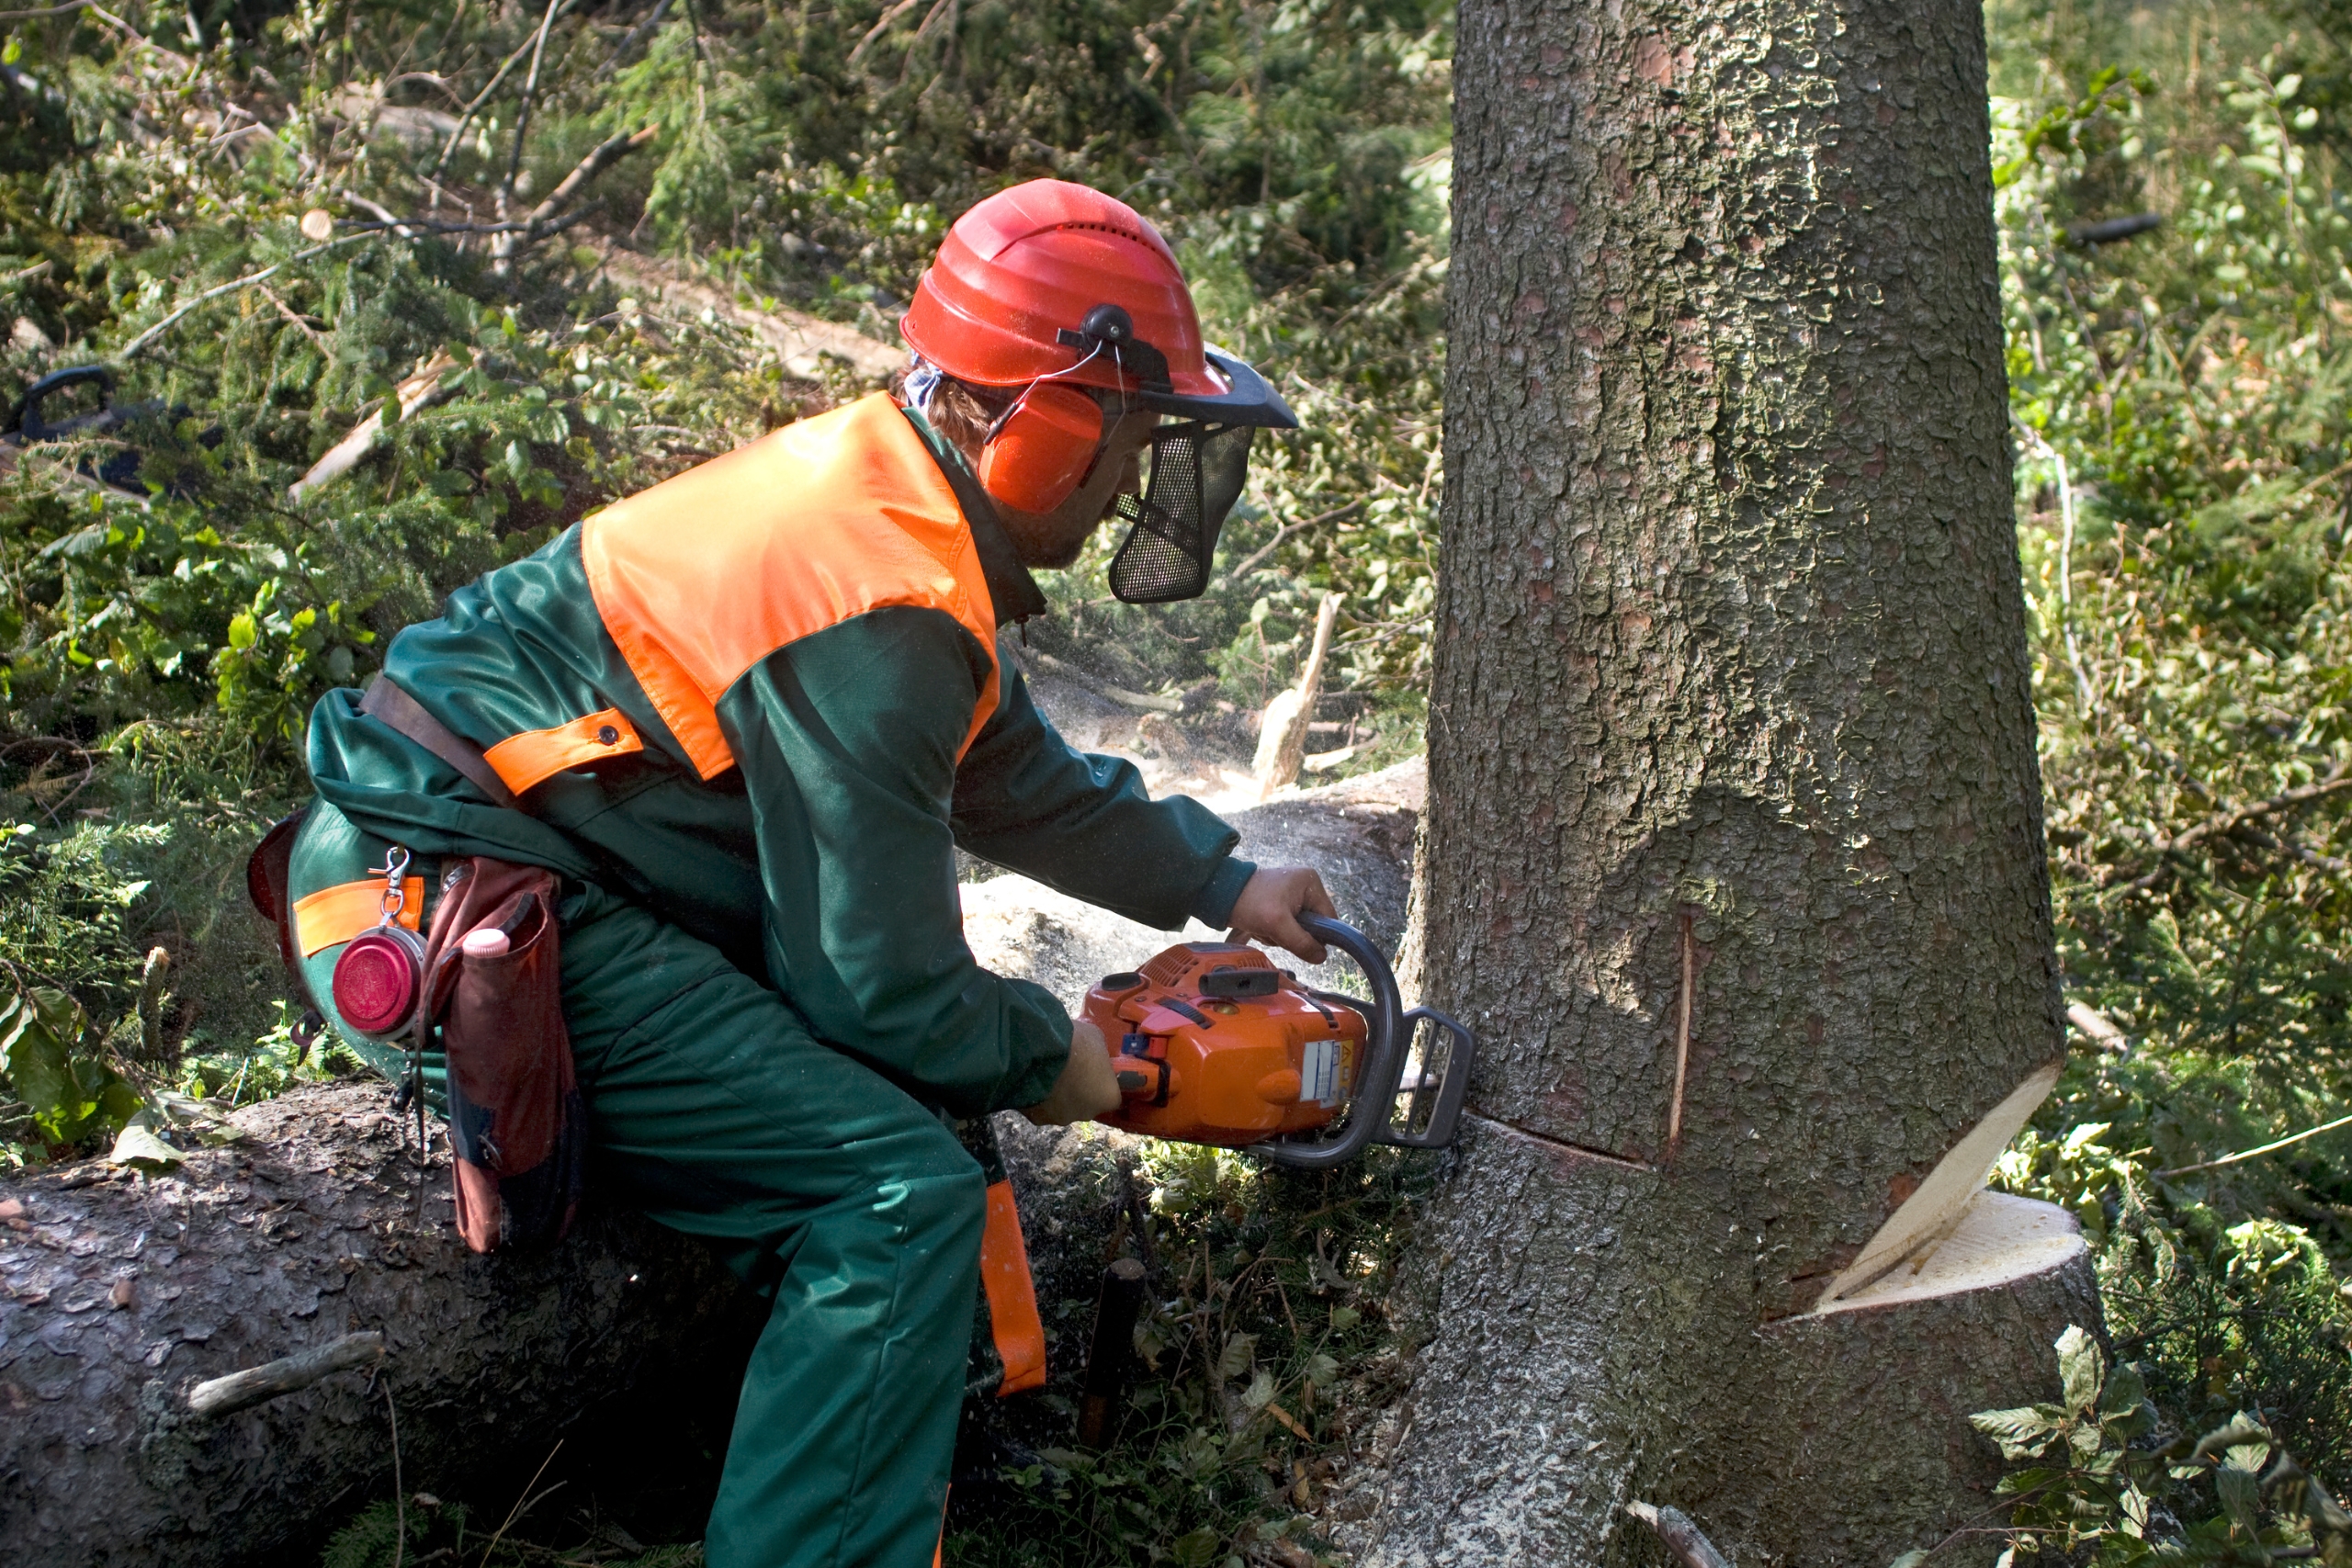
[304,392,1251,1116]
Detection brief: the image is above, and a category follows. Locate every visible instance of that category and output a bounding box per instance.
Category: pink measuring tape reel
[332,846,428,1036]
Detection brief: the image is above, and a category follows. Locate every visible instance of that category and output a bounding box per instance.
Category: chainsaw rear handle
[1254,913,1399,1168]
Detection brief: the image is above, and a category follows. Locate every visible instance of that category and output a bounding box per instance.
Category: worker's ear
[978,384,1105,514]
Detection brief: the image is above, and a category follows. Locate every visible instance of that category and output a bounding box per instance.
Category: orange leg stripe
[979,1179,1046,1396]
[291,877,424,957]
[481,706,644,795]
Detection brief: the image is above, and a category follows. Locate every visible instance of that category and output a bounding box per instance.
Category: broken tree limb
[492,124,657,270]
[1015,647,1183,715]
[287,352,458,502]
[2065,1001,2129,1055]
[115,236,364,361]
[2157,1108,2352,1178]
[2127,765,2352,890]
[187,1330,385,1417]
[1253,592,1342,800]
[594,242,904,380]
[1624,1502,1736,1568]
[1223,498,1366,581]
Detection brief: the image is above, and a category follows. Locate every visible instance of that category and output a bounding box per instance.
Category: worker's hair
[894,358,1013,466]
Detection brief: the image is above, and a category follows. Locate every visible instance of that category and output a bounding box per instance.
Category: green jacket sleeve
[953,655,1254,929]
[718,607,1074,1117]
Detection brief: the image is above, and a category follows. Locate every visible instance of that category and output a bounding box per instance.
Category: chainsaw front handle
[1256,912,1409,1169]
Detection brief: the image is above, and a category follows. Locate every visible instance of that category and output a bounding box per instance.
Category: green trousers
[289,803,980,1568]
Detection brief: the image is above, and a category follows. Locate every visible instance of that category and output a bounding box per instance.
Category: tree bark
[1358,1,2091,1562]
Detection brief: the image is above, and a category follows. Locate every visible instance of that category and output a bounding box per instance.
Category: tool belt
[245,676,583,1254]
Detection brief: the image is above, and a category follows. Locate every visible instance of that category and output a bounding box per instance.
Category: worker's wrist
[1185,855,1257,929]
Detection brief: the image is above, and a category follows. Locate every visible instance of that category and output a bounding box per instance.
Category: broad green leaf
[1171,1527,1223,1568]
[1216,1332,1257,1381]
[1973,1405,2064,1461]
[2056,1325,2106,1413]
[108,1116,181,1172]
[1888,1551,1930,1568]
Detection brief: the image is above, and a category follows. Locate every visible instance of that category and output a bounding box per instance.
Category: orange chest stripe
[582,394,1002,780]
[292,877,424,958]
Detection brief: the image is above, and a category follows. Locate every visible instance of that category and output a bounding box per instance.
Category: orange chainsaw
[1081,913,1475,1168]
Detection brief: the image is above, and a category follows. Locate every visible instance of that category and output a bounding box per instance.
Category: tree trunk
[1354,1,2094,1562]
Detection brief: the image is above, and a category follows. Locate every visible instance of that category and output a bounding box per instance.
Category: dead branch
[2157,1109,2352,1178]
[286,352,458,502]
[187,1331,385,1417]
[847,0,922,66]
[1224,497,1366,581]
[2065,1001,2128,1055]
[1012,647,1183,715]
[116,236,363,360]
[491,125,657,271]
[2126,765,2352,890]
[520,125,657,237]
[497,0,569,228]
[256,283,329,353]
[1624,1502,1736,1568]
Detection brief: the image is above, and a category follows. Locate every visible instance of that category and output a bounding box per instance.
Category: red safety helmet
[901,179,1295,425]
[902,180,1295,602]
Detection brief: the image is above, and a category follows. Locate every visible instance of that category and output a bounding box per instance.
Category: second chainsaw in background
[1080,912,1475,1168]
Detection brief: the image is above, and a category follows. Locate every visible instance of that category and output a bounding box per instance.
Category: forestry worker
[275,179,1336,1566]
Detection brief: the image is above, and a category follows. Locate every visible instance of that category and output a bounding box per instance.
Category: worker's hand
[1021,1019,1123,1126]
[1227,864,1339,964]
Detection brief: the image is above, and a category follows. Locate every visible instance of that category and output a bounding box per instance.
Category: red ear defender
[978,382,1104,513]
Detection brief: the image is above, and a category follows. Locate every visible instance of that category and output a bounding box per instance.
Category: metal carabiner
[370,845,413,924]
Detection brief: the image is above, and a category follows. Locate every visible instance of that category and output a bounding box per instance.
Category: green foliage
[1892,1325,2352,1566]
[944,1139,1423,1568]
[0,983,138,1155]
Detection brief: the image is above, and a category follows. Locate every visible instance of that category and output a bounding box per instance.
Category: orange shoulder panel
[581,393,1002,780]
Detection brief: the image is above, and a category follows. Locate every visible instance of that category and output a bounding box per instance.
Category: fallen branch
[187,1331,385,1417]
[434,0,583,176]
[0,0,96,18]
[1224,497,1365,581]
[1624,1501,1736,1568]
[115,237,364,360]
[2126,766,2352,890]
[287,352,458,502]
[491,124,656,272]
[2157,1109,2352,1179]
[2065,1001,2128,1055]
[518,125,657,240]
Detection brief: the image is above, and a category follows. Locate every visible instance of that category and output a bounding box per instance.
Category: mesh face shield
[1106,422,1257,604]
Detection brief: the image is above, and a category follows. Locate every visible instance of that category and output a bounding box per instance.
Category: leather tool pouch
[418,857,586,1254]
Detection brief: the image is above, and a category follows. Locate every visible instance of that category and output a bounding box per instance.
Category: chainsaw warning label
[1303,1039,1342,1107]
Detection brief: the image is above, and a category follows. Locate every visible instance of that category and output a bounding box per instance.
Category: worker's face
[997,406,1162,570]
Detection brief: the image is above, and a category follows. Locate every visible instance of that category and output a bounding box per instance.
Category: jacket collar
[899,406,1049,629]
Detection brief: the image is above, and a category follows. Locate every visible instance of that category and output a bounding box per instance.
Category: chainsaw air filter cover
[1083,942,1367,1147]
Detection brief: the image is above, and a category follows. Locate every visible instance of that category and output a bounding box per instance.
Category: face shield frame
[1104,345,1297,605]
